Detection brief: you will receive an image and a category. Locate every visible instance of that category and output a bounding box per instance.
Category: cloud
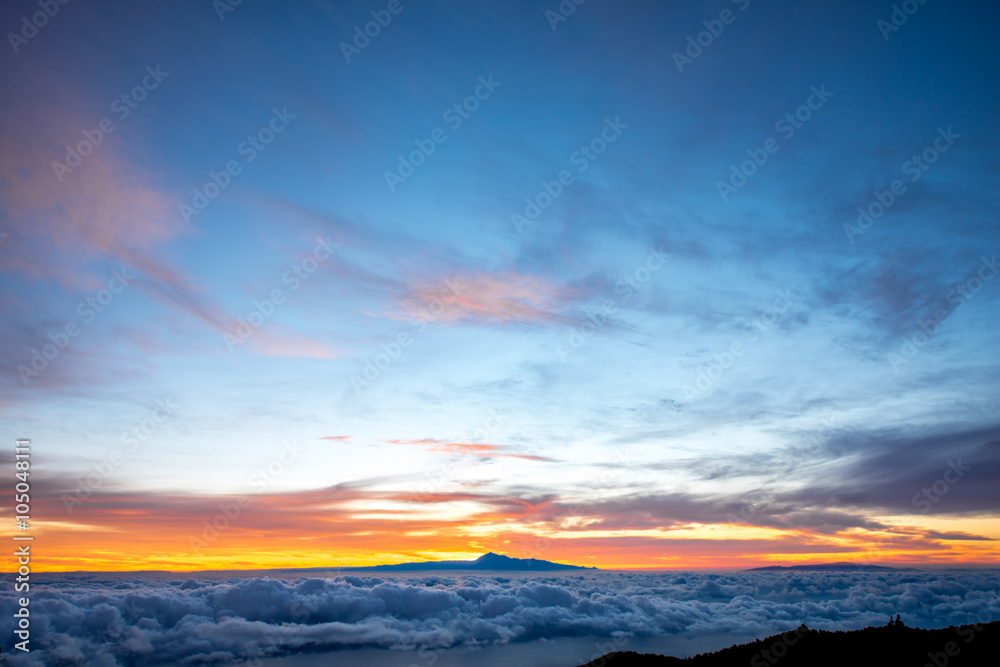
[398,272,584,327]
[652,422,1000,521]
[0,62,234,341]
[778,424,1000,517]
[0,98,183,289]
[388,438,557,462]
[925,531,994,542]
[2,569,997,665]
[15,448,995,573]
[242,322,339,359]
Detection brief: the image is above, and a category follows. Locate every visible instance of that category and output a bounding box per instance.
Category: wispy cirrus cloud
[397,272,585,327]
[242,322,339,359]
[6,453,996,573]
[0,65,232,336]
[387,438,558,462]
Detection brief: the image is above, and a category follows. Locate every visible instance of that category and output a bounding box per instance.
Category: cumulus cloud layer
[2,569,998,665]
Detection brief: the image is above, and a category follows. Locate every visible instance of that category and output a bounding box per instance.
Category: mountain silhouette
[347,552,596,572]
[746,562,910,572]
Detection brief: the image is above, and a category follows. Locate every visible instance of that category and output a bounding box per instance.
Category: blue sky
[0,0,998,569]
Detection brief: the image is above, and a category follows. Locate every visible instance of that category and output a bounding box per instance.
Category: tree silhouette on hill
[886,613,905,628]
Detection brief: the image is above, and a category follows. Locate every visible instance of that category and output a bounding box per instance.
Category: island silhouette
[342,551,596,572]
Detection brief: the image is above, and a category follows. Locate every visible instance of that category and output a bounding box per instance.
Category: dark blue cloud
[2,570,998,665]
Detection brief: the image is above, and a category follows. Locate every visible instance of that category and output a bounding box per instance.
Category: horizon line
[18,557,1000,576]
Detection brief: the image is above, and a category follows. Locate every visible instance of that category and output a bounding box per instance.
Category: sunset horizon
[13,491,1000,574]
[31,552,1000,575]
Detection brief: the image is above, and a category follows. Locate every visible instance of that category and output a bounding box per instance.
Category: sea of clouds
[1,569,998,665]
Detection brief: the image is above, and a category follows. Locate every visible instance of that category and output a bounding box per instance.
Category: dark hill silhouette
[747,562,909,572]
[577,619,998,666]
[347,552,596,571]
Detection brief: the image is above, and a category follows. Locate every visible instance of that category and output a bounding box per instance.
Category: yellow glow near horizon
[7,501,998,572]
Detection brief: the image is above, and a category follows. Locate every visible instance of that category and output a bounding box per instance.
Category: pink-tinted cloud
[0,63,229,333]
[398,272,583,326]
[242,322,339,359]
[1,74,172,279]
[388,438,557,462]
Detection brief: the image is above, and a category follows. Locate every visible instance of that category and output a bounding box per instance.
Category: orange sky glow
[6,488,997,572]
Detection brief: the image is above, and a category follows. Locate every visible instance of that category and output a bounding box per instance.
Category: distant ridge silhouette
[577,619,998,666]
[746,562,911,572]
[346,552,596,571]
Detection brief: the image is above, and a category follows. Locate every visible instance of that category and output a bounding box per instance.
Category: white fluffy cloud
[2,569,998,665]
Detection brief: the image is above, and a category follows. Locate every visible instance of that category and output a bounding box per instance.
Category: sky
[0,0,998,572]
